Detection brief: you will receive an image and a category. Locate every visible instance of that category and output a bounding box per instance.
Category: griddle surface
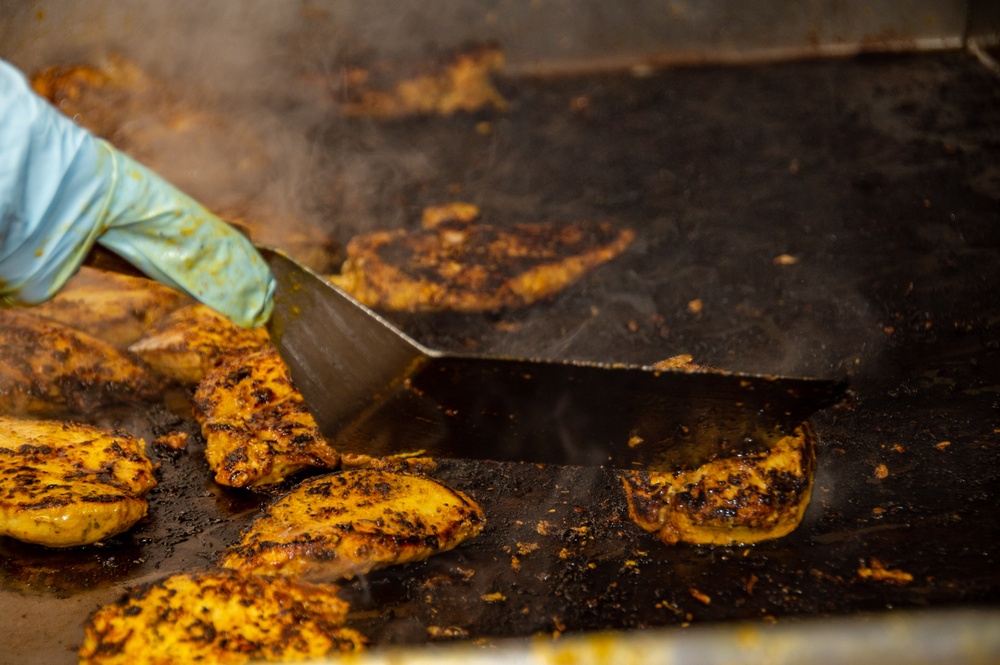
[2,51,998,664]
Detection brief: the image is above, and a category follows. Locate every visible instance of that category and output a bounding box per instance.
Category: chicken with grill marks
[0,307,162,415]
[621,425,816,546]
[0,416,156,547]
[330,203,635,313]
[129,303,271,385]
[191,346,339,489]
[220,469,485,580]
[29,266,190,348]
[78,570,366,665]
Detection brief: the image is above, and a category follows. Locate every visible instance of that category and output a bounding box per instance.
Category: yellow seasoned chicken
[29,266,190,347]
[339,43,508,118]
[0,308,162,415]
[220,470,485,579]
[0,416,156,547]
[78,571,367,665]
[331,203,635,312]
[621,425,816,546]
[191,346,339,489]
[129,303,271,384]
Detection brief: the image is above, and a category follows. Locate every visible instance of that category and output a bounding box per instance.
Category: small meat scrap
[78,571,366,665]
[192,346,339,489]
[0,416,156,547]
[427,625,469,641]
[338,43,508,118]
[330,203,635,313]
[129,304,271,385]
[219,469,484,580]
[646,354,712,373]
[29,266,190,347]
[857,558,914,585]
[689,588,712,605]
[0,307,162,415]
[622,426,816,546]
[152,431,189,451]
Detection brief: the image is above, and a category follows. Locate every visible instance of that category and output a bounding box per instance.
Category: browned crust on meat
[129,304,271,385]
[220,470,485,580]
[78,570,366,664]
[332,214,635,313]
[0,416,156,547]
[621,425,816,546]
[191,346,339,489]
[0,308,162,415]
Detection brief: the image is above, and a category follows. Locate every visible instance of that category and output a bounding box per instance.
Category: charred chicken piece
[220,469,485,579]
[78,570,366,665]
[621,425,816,546]
[338,43,508,118]
[0,308,162,415]
[29,266,190,348]
[129,303,271,385]
[192,346,339,489]
[331,203,635,312]
[0,416,156,547]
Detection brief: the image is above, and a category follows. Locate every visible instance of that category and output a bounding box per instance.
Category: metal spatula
[262,248,847,470]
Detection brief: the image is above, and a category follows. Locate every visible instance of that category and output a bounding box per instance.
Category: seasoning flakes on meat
[78,571,366,665]
[129,303,271,385]
[192,346,339,489]
[0,308,162,415]
[330,203,635,312]
[220,469,485,579]
[0,416,156,547]
[621,425,816,546]
[29,266,190,348]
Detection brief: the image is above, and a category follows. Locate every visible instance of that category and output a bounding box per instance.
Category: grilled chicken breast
[220,470,485,579]
[0,416,156,547]
[129,304,271,384]
[0,308,162,415]
[331,204,635,312]
[29,266,189,347]
[78,571,366,665]
[192,346,339,489]
[339,43,508,118]
[621,425,816,546]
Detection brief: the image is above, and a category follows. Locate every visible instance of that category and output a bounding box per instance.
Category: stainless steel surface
[264,248,845,470]
[302,608,1000,665]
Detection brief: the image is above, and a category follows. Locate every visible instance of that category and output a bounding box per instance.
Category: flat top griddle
[2,51,999,664]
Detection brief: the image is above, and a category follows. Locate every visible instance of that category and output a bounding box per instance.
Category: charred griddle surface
[2,52,999,663]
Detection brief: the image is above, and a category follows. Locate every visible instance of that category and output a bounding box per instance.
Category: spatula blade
[263,248,848,470]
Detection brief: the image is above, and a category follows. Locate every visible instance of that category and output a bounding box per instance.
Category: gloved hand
[0,59,274,328]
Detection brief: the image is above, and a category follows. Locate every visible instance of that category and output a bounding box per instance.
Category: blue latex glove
[0,59,274,328]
